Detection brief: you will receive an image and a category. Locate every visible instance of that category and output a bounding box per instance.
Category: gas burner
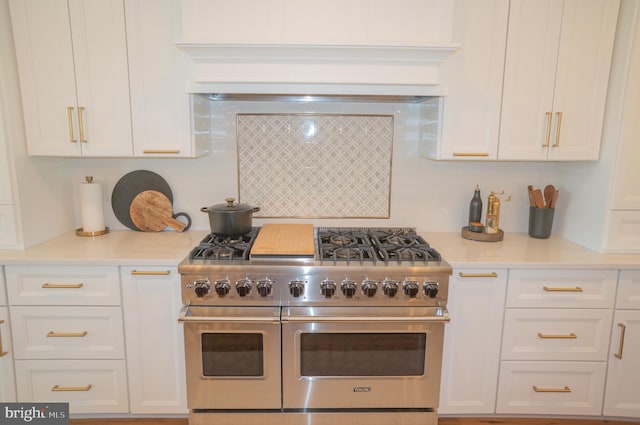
[330,234,358,246]
[189,228,260,261]
[322,245,377,262]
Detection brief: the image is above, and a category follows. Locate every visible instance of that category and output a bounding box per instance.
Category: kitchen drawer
[0,268,6,305]
[617,270,640,310]
[506,269,617,308]
[496,361,606,415]
[6,266,120,306]
[10,306,124,360]
[15,359,129,414]
[501,309,613,361]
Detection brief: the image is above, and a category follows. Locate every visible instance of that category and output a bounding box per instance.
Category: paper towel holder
[76,176,110,237]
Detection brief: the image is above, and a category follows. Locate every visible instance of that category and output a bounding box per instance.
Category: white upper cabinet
[9,0,132,157]
[125,0,208,158]
[498,0,620,161]
[425,0,509,160]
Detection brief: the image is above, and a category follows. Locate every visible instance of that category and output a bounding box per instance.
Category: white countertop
[0,229,639,269]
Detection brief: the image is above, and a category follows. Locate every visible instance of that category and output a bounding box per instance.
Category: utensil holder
[528,206,554,239]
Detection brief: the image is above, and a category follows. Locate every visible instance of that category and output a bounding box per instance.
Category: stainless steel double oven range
[178,227,452,425]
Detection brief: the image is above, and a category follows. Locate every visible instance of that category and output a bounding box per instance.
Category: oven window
[201,333,264,377]
[300,333,426,376]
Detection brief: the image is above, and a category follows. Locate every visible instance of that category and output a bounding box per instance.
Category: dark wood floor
[69,418,640,425]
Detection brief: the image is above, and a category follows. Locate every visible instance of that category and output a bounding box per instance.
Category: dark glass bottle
[469,185,483,227]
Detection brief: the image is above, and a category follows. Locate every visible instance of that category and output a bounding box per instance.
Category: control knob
[256,279,273,297]
[424,281,439,298]
[320,279,337,298]
[193,279,210,298]
[235,278,252,297]
[361,280,378,297]
[289,280,305,298]
[341,279,357,298]
[403,280,420,298]
[382,280,399,297]
[214,279,231,296]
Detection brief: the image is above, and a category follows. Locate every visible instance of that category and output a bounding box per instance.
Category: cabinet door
[498,0,619,161]
[0,306,17,402]
[498,0,562,160]
[439,269,507,414]
[125,0,205,158]
[9,0,132,157]
[603,310,640,418]
[430,0,508,160]
[9,0,80,156]
[121,266,188,414]
[547,0,619,160]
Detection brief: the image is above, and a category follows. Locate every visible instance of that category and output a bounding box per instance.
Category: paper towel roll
[80,177,106,232]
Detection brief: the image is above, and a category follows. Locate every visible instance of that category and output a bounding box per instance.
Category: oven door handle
[281,306,450,323]
[178,305,281,323]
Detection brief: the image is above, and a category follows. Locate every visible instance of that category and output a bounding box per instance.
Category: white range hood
[176,0,460,99]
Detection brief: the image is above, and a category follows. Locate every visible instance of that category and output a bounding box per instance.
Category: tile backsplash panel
[237,114,393,218]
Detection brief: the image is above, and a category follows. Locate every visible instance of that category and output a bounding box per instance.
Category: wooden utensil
[531,189,545,208]
[130,190,187,232]
[544,185,556,208]
[550,189,559,208]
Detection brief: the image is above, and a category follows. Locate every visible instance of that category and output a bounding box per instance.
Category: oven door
[179,306,281,409]
[281,306,448,410]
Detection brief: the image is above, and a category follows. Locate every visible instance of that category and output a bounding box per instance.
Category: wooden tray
[461,226,504,242]
[251,224,315,258]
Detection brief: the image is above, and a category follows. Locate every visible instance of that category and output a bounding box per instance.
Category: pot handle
[200,207,208,213]
[253,207,261,212]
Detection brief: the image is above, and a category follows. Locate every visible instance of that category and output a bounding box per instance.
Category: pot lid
[206,197,256,213]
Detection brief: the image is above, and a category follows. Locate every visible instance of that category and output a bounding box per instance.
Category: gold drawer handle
[142,149,180,154]
[0,320,8,357]
[553,111,563,147]
[47,331,88,338]
[459,272,498,278]
[533,385,571,393]
[543,111,553,147]
[614,323,626,359]
[52,384,92,392]
[78,106,86,143]
[131,270,171,276]
[543,286,583,292]
[42,283,84,289]
[452,152,490,157]
[538,332,577,339]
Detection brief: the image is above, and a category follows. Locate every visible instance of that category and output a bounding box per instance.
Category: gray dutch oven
[201,197,260,236]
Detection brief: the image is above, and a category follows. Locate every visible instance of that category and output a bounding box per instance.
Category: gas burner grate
[189,228,260,261]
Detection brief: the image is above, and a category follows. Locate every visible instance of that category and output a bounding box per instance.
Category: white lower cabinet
[0,306,17,401]
[439,269,507,414]
[603,270,640,418]
[497,361,606,415]
[14,359,128,414]
[496,268,615,416]
[121,266,187,414]
[6,265,128,413]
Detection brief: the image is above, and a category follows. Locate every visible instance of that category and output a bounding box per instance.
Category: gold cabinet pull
[52,384,92,392]
[42,283,84,289]
[543,286,583,292]
[142,149,180,154]
[543,111,553,147]
[458,272,498,278]
[0,320,8,357]
[47,331,88,338]
[614,323,626,359]
[67,106,76,143]
[131,270,171,276]
[452,152,490,157]
[538,332,577,339]
[533,385,571,393]
[553,111,563,147]
[78,106,86,143]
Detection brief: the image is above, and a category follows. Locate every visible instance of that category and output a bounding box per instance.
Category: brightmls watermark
[0,403,68,424]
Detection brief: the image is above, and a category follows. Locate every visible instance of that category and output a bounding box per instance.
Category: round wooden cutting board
[130,190,187,232]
